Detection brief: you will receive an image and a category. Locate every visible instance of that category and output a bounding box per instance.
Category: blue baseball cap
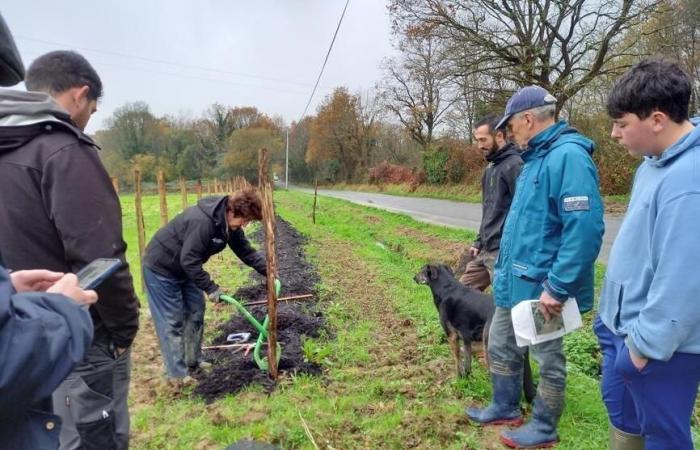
[496,86,557,129]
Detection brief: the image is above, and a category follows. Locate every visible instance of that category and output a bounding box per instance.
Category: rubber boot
[465,372,524,426]
[609,423,645,450]
[500,395,561,449]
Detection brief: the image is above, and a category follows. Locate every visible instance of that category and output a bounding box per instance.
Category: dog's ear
[444,264,454,276]
[428,264,438,280]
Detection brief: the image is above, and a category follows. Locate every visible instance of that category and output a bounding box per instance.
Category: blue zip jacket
[599,118,700,361]
[0,266,93,449]
[494,121,605,311]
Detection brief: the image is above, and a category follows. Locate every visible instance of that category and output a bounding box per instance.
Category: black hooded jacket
[0,88,140,349]
[143,196,267,294]
[474,142,523,252]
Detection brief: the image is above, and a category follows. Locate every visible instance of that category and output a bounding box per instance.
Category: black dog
[415,263,535,402]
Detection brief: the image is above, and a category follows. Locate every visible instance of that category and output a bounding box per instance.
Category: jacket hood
[526,120,595,158]
[647,117,700,168]
[0,88,70,121]
[487,142,520,164]
[0,88,96,153]
[197,196,228,230]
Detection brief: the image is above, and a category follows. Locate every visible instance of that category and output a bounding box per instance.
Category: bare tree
[380,32,459,150]
[389,0,660,112]
[357,91,382,170]
[640,0,700,114]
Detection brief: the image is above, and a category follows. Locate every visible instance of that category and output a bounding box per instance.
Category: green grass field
[123,190,609,449]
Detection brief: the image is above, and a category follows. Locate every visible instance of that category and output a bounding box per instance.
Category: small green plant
[563,328,601,377]
[301,337,333,366]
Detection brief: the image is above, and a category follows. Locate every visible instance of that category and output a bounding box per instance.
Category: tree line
[98,0,700,195]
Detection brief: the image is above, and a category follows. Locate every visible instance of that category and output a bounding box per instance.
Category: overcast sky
[3,0,396,133]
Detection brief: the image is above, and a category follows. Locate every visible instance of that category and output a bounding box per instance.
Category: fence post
[157,170,168,226]
[312,178,318,224]
[133,168,146,293]
[111,176,119,195]
[258,148,278,380]
[180,176,188,211]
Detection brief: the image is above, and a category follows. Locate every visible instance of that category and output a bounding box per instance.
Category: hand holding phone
[47,273,98,306]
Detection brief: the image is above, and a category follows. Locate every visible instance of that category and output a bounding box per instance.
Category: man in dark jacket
[0,16,99,448]
[459,113,523,290]
[0,51,139,450]
[143,189,269,382]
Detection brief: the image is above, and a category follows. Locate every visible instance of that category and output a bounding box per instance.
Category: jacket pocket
[599,278,623,330]
[76,415,117,450]
[511,260,548,282]
[511,260,547,302]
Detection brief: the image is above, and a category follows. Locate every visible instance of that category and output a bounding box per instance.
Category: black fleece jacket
[143,196,267,294]
[0,89,139,348]
[474,143,523,252]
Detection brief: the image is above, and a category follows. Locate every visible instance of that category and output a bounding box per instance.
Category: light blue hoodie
[599,118,700,361]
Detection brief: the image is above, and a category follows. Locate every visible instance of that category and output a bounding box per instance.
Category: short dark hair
[226,188,263,221]
[607,58,690,123]
[475,113,505,137]
[25,51,102,100]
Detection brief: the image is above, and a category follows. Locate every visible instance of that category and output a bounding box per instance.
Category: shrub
[368,160,417,185]
[423,147,449,184]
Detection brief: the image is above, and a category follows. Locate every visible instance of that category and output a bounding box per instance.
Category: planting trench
[193,217,326,401]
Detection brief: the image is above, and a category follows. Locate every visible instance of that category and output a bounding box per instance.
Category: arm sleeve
[504,159,523,200]
[42,143,139,348]
[625,193,700,361]
[543,149,605,300]
[0,270,93,418]
[179,222,218,294]
[228,229,267,276]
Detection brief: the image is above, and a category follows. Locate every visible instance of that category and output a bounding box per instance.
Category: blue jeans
[144,267,206,378]
[489,307,566,416]
[594,316,700,450]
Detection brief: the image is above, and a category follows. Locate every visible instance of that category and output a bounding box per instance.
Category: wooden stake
[133,168,146,293]
[179,176,188,211]
[111,176,119,195]
[213,177,219,194]
[196,179,202,200]
[312,178,318,224]
[259,148,279,379]
[157,170,168,226]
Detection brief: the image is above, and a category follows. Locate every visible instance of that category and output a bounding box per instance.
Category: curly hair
[226,188,263,221]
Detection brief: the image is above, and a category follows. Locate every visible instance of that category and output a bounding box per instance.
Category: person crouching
[143,188,267,383]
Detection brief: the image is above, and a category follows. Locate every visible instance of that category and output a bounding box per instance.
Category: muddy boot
[609,423,644,450]
[500,395,561,448]
[465,372,524,426]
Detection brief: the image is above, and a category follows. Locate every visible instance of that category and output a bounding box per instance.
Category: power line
[16,35,326,90]
[19,49,314,97]
[297,0,350,124]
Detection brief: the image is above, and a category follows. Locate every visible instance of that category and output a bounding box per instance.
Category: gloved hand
[207,288,223,303]
[274,278,282,296]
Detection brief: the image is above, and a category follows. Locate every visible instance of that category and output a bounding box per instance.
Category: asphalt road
[293,187,622,264]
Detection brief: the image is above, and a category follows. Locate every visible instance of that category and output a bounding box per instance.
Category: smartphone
[75,258,123,290]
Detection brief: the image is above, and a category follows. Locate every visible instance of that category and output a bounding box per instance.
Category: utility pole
[285,128,289,190]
